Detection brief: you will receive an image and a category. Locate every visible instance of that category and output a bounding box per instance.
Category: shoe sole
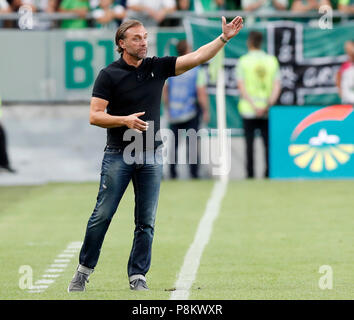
[67,285,85,293]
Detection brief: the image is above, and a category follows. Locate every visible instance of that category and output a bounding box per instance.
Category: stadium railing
[0,10,353,26]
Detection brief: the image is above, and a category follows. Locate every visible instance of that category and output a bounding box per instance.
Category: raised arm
[175,16,243,76]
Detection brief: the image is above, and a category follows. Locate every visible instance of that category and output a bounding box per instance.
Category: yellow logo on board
[289,129,354,172]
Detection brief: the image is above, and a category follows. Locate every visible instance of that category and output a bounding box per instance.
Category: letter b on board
[65,41,93,89]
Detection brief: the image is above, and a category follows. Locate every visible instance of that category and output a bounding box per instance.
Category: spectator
[125,0,176,27]
[177,0,190,10]
[0,0,11,13]
[336,40,354,105]
[226,0,241,10]
[0,98,16,173]
[12,0,57,12]
[59,0,90,29]
[291,0,331,12]
[0,0,11,28]
[236,31,281,179]
[13,0,58,29]
[90,0,126,10]
[242,0,288,12]
[177,0,226,11]
[338,0,354,12]
[193,0,225,12]
[92,0,126,29]
[163,40,209,179]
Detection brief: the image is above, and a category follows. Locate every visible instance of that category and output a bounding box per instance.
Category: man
[242,0,288,12]
[92,0,126,29]
[338,0,354,13]
[59,0,90,29]
[336,40,354,105]
[126,0,176,27]
[68,16,243,292]
[163,39,209,179]
[291,0,331,12]
[0,97,16,173]
[237,31,281,178]
[0,0,11,13]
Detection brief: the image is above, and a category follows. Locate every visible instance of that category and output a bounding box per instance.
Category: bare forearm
[197,87,209,112]
[176,16,243,76]
[272,0,287,10]
[161,6,176,15]
[178,35,225,74]
[96,11,114,24]
[90,111,127,128]
[162,85,169,107]
[339,4,354,13]
[238,81,256,110]
[198,35,226,64]
[128,4,150,13]
[336,72,342,97]
[268,80,281,106]
[244,0,266,11]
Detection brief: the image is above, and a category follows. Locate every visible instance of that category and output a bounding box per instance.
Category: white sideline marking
[29,285,48,289]
[42,274,60,278]
[50,264,68,268]
[45,268,64,273]
[26,241,82,293]
[54,259,70,263]
[170,180,228,300]
[35,279,55,285]
[58,254,74,258]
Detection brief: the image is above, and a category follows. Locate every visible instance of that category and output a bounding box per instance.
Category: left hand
[222,16,243,41]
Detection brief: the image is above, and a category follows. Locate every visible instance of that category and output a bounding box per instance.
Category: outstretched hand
[222,16,243,41]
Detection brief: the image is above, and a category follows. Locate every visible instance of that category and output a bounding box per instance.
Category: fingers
[231,17,243,34]
[131,119,149,132]
[131,111,148,132]
[221,16,226,27]
[134,111,145,117]
[230,16,242,25]
[229,16,243,31]
[133,117,149,132]
[135,117,148,126]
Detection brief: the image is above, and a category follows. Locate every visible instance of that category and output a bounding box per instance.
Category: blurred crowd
[0,0,353,29]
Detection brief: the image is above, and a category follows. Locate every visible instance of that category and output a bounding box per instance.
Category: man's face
[121,25,148,60]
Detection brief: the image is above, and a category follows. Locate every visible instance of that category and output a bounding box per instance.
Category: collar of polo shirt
[117,57,145,70]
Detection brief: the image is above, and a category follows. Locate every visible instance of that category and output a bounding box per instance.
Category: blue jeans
[79,146,163,277]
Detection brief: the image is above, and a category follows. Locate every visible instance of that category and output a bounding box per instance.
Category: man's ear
[119,39,125,50]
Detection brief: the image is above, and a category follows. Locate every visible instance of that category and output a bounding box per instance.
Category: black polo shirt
[92,55,177,151]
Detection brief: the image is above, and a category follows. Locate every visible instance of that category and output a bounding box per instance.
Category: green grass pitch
[0,179,353,300]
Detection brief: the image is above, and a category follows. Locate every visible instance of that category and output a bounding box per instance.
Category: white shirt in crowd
[21,0,51,11]
[241,0,289,11]
[127,0,176,11]
[0,0,9,10]
[92,5,125,19]
[126,0,176,26]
